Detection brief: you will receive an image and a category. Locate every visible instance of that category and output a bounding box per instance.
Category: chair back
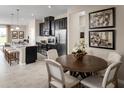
[107,52,121,65]
[47,49,58,60]
[45,59,65,87]
[102,62,122,88]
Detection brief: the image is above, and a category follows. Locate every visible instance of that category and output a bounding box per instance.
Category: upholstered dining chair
[47,49,58,60]
[45,59,80,88]
[107,52,121,65]
[98,52,122,76]
[47,49,68,73]
[80,62,122,88]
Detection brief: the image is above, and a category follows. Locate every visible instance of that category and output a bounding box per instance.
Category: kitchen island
[17,45,37,65]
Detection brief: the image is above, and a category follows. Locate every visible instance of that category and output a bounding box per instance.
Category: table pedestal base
[70,71,93,79]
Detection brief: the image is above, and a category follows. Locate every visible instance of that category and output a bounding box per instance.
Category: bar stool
[7,50,19,66]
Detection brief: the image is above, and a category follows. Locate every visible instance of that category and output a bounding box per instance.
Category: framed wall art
[80,32,84,38]
[19,31,24,39]
[12,31,18,39]
[89,30,115,50]
[89,7,115,29]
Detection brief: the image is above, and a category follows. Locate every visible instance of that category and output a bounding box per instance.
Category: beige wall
[3,25,27,43]
[68,5,124,81]
[11,25,27,42]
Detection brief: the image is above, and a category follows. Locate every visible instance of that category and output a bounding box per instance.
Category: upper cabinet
[39,17,67,36]
[39,16,54,36]
[54,17,67,30]
[39,23,44,36]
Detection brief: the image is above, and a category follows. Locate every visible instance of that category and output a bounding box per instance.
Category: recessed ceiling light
[48,5,51,8]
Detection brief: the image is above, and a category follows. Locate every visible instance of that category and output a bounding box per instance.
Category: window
[0,26,7,46]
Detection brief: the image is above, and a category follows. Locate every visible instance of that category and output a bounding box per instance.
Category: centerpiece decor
[72,39,87,60]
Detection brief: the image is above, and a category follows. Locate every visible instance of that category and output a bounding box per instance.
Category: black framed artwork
[89,30,115,50]
[80,32,84,38]
[12,31,18,39]
[89,7,115,29]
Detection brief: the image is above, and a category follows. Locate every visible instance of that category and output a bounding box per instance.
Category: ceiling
[0,5,73,25]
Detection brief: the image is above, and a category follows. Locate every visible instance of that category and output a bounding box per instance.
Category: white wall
[68,5,124,81]
[27,19,36,45]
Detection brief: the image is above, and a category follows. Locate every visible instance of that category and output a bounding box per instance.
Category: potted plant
[72,40,87,60]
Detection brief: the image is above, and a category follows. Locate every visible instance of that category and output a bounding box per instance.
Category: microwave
[48,38,55,44]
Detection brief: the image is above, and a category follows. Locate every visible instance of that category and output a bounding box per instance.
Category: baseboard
[118,79,124,87]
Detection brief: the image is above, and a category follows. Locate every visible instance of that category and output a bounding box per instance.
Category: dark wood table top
[56,54,108,73]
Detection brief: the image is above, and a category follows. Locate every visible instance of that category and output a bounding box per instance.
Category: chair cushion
[50,73,80,88]
[80,76,103,88]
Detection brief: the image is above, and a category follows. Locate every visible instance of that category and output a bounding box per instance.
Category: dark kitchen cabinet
[44,16,54,36]
[55,17,67,30]
[54,20,59,30]
[39,23,45,36]
[39,16,55,36]
[26,46,37,64]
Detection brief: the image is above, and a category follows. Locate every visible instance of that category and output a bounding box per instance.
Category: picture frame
[89,30,115,50]
[19,31,24,39]
[12,31,18,39]
[89,7,115,29]
[80,32,84,38]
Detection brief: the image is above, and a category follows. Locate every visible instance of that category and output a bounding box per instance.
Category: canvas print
[89,8,115,29]
[89,30,115,49]
[12,31,18,39]
[19,31,24,39]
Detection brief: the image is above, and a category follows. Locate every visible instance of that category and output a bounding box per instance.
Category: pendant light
[10,13,14,31]
[15,9,20,30]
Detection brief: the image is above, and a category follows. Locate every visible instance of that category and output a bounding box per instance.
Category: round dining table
[56,54,108,78]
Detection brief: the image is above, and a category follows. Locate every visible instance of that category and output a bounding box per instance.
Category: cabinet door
[51,21,55,36]
[64,17,67,29]
[39,23,44,36]
[54,20,59,30]
[59,19,63,29]
[44,21,49,31]
[26,46,37,64]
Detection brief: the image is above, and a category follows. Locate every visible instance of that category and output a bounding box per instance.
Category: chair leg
[49,85,51,88]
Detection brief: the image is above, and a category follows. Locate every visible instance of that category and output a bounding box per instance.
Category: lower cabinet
[26,46,37,64]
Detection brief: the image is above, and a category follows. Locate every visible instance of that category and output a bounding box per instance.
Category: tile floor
[0,49,48,88]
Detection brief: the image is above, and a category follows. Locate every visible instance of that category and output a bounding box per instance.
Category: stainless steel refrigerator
[55,29,67,56]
